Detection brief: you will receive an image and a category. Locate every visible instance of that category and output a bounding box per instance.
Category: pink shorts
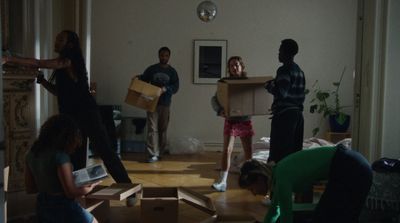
[224,119,255,137]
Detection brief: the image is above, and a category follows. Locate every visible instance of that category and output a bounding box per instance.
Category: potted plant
[307,67,351,136]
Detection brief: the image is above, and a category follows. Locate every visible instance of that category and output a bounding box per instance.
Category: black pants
[69,109,131,183]
[313,145,372,223]
[269,109,304,163]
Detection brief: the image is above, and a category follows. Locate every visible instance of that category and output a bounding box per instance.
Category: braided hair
[55,30,88,83]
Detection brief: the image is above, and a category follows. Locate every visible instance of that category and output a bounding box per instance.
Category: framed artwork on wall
[193,40,227,84]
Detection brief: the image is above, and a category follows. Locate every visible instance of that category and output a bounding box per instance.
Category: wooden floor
[93,151,267,222]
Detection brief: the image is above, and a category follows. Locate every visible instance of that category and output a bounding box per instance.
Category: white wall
[381,0,400,158]
[90,0,358,145]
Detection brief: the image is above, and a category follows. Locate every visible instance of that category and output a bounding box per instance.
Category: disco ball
[197,1,217,22]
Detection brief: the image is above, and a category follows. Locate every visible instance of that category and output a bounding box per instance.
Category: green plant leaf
[304,89,310,95]
[336,113,348,125]
[308,66,349,137]
[316,92,329,101]
[310,104,318,113]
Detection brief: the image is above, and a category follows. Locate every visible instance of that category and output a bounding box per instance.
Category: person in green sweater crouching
[239,145,372,223]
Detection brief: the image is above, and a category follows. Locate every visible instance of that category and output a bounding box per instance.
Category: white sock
[218,171,228,184]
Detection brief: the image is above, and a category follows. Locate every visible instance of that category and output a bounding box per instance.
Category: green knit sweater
[264,146,336,223]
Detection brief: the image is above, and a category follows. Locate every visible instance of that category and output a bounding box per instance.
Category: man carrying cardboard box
[138,47,179,163]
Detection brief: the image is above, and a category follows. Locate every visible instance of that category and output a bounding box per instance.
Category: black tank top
[54,69,97,114]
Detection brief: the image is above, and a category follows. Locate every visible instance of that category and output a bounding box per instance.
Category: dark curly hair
[280,39,299,57]
[158,46,171,55]
[239,159,272,188]
[30,114,81,156]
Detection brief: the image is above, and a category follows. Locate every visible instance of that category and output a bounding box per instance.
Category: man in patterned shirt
[265,39,305,163]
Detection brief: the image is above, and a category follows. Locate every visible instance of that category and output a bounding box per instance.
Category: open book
[73,163,108,187]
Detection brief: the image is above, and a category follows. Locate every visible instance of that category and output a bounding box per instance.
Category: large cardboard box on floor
[125,78,162,112]
[140,187,216,223]
[84,183,142,222]
[87,183,142,200]
[217,76,273,117]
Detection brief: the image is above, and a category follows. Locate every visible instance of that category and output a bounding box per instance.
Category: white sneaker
[211,182,227,192]
[146,156,159,163]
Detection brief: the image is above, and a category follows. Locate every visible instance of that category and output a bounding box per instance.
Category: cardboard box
[125,78,162,112]
[140,187,216,223]
[83,184,141,222]
[87,183,142,201]
[78,196,110,223]
[217,76,273,117]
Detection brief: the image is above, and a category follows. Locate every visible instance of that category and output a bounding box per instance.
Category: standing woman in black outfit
[3,31,133,196]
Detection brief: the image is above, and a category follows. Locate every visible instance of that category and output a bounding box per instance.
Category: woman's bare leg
[240,136,253,161]
[221,135,235,171]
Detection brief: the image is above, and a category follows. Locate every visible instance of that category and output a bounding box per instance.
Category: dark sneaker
[146,156,159,163]
[126,194,137,207]
[261,197,271,206]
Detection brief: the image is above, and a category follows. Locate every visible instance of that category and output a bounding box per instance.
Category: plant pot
[329,114,350,133]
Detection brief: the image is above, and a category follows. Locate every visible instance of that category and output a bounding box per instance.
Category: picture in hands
[73,163,108,187]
